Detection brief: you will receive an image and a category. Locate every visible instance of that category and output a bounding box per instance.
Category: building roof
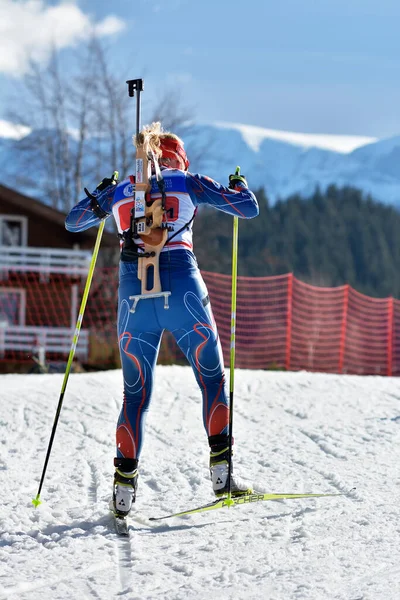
[0,183,117,247]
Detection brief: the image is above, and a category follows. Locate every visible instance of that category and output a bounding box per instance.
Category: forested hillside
[193,185,400,299]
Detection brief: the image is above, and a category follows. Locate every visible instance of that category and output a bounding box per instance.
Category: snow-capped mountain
[2,118,400,207]
[185,123,400,206]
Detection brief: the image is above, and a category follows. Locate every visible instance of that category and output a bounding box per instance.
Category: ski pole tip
[32,495,41,508]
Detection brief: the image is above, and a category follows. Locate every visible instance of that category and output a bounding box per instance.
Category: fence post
[285,273,293,371]
[338,284,349,374]
[70,284,78,328]
[387,296,393,377]
[0,321,6,358]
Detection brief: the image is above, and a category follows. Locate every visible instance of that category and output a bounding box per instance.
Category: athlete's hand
[95,171,119,193]
[85,171,119,219]
[229,166,248,190]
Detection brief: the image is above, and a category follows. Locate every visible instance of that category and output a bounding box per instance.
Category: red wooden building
[0,184,117,371]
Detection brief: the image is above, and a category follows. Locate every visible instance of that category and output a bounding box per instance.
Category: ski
[114,515,129,536]
[110,501,130,536]
[149,491,344,521]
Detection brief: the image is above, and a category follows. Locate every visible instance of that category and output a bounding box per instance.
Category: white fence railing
[0,246,91,276]
[0,325,89,360]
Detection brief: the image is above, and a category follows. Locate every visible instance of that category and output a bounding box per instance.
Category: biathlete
[65,122,259,517]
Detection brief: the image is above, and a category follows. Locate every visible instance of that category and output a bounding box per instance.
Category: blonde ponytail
[133,121,185,160]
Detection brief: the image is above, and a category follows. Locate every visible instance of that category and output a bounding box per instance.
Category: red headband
[160,138,190,170]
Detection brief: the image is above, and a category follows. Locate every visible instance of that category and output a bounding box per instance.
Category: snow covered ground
[1,366,399,600]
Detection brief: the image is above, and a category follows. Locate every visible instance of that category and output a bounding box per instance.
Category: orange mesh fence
[203,272,290,370]
[289,277,347,374]
[1,267,400,375]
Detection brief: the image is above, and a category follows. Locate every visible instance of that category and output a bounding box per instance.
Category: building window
[0,288,26,326]
[0,215,28,246]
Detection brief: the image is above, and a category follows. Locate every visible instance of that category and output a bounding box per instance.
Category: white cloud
[94,15,125,37]
[0,118,31,139]
[0,0,126,76]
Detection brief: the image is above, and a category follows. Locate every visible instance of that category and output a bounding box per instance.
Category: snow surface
[1,366,399,600]
[214,121,376,154]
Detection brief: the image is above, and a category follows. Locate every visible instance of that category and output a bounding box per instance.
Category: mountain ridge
[2,119,400,207]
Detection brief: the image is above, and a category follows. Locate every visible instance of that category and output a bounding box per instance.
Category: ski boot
[112,457,138,517]
[209,434,252,498]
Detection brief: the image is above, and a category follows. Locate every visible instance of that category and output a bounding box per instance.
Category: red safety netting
[1,267,400,375]
[203,272,289,371]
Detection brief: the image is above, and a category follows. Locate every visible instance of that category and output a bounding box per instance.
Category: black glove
[229,166,248,190]
[85,171,119,219]
[95,171,119,193]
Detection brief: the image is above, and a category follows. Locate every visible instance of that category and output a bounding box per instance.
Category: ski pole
[226,213,239,506]
[32,218,106,507]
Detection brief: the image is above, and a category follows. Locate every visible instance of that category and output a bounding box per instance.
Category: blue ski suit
[66,168,258,460]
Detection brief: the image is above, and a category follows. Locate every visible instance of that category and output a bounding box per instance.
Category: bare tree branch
[4,38,198,211]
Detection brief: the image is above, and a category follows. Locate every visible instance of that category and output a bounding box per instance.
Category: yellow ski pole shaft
[226,215,239,506]
[32,219,106,507]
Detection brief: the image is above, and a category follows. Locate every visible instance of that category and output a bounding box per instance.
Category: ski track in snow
[1,367,400,600]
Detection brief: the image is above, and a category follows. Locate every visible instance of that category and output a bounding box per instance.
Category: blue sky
[1,0,400,138]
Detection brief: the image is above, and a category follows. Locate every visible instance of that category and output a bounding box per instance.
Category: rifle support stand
[129,291,171,314]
